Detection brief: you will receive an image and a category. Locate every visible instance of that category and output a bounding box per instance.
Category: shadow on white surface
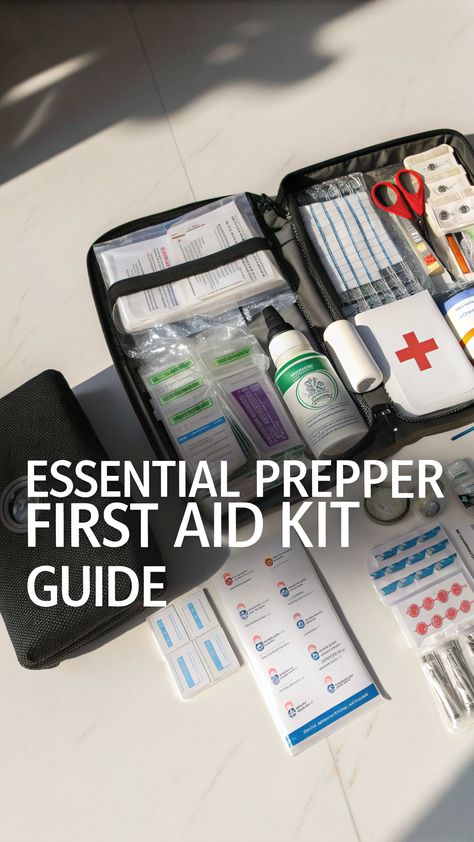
[0,0,372,184]
[401,758,474,842]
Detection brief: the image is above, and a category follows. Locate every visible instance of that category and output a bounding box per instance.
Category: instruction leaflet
[96,198,283,332]
[212,537,382,754]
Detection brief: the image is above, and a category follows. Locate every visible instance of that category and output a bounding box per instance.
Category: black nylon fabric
[277,129,474,202]
[0,370,162,669]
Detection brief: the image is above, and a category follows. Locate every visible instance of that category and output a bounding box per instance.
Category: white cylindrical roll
[323,320,383,393]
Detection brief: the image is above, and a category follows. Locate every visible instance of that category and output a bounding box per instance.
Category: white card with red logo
[354,291,474,417]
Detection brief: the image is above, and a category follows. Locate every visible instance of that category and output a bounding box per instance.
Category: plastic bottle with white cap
[263,307,368,458]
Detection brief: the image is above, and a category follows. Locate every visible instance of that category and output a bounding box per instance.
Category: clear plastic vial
[445,459,474,509]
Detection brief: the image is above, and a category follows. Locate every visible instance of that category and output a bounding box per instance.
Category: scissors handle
[395,168,425,217]
[371,181,413,220]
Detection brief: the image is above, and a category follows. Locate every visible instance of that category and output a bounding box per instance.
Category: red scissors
[371,168,430,242]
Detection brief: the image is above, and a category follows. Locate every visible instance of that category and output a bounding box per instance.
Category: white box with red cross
[355,291,474,417]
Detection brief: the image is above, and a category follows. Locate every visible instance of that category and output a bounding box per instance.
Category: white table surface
[1,2,474,840]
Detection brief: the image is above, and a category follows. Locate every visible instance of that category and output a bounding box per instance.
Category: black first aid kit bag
[0,370,162,669]
[87,128,474,513]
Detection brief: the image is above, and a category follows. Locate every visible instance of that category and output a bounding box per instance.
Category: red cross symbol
[395,331,438,371]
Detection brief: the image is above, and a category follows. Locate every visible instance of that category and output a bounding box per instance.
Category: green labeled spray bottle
[263,307,368,458]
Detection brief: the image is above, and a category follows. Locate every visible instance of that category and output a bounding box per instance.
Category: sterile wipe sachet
[141,351,249,480]
[196,327,304,461]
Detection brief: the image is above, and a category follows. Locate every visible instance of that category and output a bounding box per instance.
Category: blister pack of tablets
[148,588,240,699]
[369,522,474,730]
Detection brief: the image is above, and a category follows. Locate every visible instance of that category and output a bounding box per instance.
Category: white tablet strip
[149,588,240,699]
[166,643,212,699]
[148,605,189,656]
[176,589,219,636]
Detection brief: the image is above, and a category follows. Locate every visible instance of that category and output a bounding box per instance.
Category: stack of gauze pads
[149,588,239,698]
[405,144,474,283]
[369,522,474,731]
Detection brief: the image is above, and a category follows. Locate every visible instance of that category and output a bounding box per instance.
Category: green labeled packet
[140,354,248,478]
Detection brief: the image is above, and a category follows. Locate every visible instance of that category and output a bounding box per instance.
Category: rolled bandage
[323,320,383,393]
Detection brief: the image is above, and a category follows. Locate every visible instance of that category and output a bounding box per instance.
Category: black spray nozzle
[263,306,294,342]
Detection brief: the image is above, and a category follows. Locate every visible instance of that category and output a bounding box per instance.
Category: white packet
[404,144,459,177]
[425,166,470,198]
[427,187,474,232]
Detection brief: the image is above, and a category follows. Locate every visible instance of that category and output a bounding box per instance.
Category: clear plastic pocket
[94,193,287,335]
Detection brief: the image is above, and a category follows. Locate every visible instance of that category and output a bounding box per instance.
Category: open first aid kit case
[87,129,474,513]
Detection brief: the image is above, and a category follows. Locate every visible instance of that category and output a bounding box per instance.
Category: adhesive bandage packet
[369,522,474,731]
[94,194,285,333]
[176,588,218,636]
[140,351,249,480]
[148,605,189,656]
[149,587,240,699]
[211,536,383,755]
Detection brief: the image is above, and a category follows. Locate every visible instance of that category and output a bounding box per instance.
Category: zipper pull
[378,406,400,439]
[260,193,288,219]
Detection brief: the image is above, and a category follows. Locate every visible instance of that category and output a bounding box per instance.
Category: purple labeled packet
[231,382,290,447]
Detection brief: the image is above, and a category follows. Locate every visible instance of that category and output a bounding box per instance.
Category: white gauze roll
[323,320,383,393]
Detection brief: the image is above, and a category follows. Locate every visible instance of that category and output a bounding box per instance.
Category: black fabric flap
[277,128,474,208]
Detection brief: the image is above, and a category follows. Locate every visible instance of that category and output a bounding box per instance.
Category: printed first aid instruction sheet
[212,536,382,754]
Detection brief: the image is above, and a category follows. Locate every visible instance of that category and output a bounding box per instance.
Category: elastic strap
[106,237,269,307]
